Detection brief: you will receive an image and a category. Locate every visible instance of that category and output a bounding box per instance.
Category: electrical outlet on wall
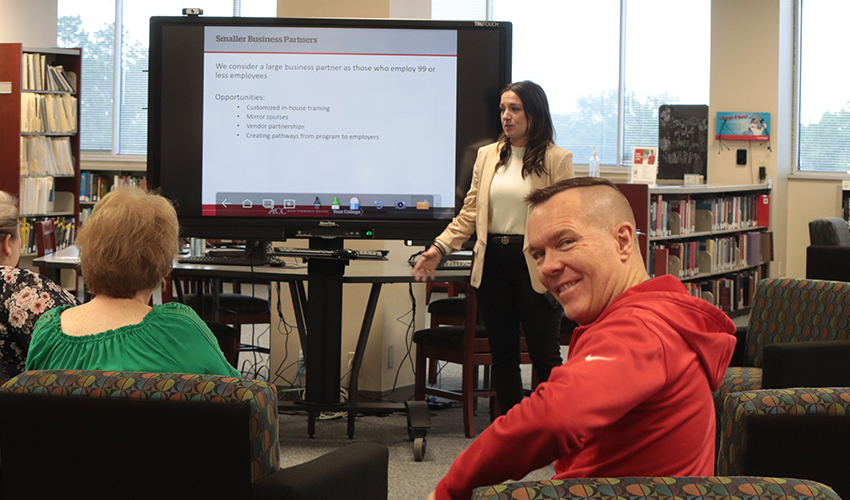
[388,345,394,369]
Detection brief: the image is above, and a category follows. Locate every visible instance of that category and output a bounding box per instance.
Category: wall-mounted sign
[715,112,770,141]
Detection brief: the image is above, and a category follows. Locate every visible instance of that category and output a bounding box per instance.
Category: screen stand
[304,238,346,430]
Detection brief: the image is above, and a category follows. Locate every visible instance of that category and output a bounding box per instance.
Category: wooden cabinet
[0,44,81,254]
[617,183,772,317]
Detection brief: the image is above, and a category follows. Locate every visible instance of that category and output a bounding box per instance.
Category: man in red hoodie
[429,177,737,500]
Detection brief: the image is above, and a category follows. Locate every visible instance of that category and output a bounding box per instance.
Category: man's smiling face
[526,188,628,325]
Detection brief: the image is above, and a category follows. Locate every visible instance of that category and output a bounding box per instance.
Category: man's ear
[613,222,634,261]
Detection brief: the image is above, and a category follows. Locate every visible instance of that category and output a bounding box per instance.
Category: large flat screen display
[148,16,511,241]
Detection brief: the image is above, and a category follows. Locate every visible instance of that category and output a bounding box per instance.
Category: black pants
[475,237,563,414]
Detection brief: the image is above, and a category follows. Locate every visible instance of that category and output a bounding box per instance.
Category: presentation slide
[201,26,458,217]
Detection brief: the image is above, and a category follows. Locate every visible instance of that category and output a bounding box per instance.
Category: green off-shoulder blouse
[25,302,240,378]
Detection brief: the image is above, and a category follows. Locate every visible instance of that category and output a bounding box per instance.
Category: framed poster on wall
[715,112,770,141]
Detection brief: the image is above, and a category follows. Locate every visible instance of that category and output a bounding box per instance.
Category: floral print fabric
[0,266,77,379]
[471,477,841,500]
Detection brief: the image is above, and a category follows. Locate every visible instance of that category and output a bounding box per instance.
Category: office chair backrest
[809,217,850,246]
[0,370,279,499]
[746,278,850,368]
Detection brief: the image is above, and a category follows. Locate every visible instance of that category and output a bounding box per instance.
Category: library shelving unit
[617,183,772,317]
[0,43,81,255]
[79,161,147,225]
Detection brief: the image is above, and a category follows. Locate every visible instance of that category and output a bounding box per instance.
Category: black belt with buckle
[490,234,523,245]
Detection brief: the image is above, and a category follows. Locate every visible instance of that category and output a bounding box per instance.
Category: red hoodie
[435,276,737,500]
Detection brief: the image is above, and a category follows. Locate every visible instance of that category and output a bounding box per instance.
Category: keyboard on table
[436,259,471,270]
[273,247,389,260]
[177,255,282,266]
[408,255,472,270]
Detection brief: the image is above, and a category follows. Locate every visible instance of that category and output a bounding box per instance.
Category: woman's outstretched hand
[411,246,442,282]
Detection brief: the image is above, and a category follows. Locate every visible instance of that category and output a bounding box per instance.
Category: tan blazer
[436,142,575,293]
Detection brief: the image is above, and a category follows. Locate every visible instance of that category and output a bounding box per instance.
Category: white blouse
[488,146,534,235]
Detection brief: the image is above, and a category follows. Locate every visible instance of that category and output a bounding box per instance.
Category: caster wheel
[413,436,426,461]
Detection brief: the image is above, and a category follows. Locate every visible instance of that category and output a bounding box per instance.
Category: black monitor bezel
[147,15,512,241]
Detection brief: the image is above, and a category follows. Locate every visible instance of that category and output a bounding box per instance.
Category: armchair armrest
[762,340,850,389]
[250,443,388,500]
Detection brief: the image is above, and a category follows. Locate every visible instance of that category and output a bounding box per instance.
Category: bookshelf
[0,43,81,256]
[617,183,772,317]
[79,161,147,225]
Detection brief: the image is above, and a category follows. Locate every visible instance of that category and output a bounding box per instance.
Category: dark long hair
[497,81,555,178]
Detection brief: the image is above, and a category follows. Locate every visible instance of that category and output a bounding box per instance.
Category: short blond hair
[76,188,179,298]
[0,191,19,240]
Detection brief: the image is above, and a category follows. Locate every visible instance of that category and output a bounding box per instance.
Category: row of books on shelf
[21,54,77,93]
[19,176,55,215]
[20,93,77,133]
[80,207,91,226]
[20,136,74,177]
[681,267,763,313]
[80,172,147,203]
[649,193,770,237]
[649,232,773,279]
[19,216,75,255]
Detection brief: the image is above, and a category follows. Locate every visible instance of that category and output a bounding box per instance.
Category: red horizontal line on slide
[206,51,456,57]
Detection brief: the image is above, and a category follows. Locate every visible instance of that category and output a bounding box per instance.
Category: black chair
[762,339,850,389]
[806,217,850,281]
[0,370,388,500]
[172,276,272,369]
[717,386,850,499]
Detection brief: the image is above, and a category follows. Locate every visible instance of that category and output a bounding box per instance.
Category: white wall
[277,0,430,19]
[708,0,795,277]
[0,0,57,46]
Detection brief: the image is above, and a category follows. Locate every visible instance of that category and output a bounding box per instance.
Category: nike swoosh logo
[584,355,615,362]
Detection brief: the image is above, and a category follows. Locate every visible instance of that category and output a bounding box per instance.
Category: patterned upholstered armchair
[472,477,841,500]
[0,370,388,500]
[807,217,850,281]
[718,388,850,499]
[713,278,850,421]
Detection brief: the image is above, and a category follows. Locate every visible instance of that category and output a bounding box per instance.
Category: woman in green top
[26,188,239,378]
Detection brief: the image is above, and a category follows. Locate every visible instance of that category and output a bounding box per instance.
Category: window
[434,0,710,167]
[57,0,277,155]
[797,0,850,172]
[431,0,490,21]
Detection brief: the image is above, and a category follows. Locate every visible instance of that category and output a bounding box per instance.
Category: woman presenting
[413,81,574,414]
